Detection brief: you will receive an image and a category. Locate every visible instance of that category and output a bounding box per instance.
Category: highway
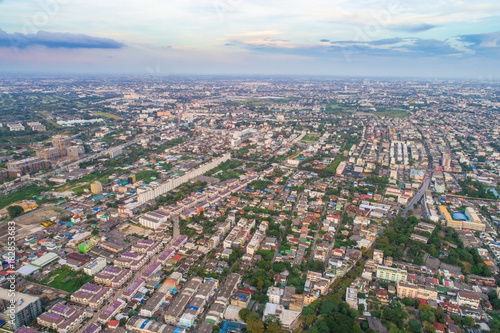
[402,172,432,218]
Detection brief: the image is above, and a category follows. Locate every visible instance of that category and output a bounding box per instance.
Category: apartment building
[83,257,107,276]
[396,281,438,300]
[457,291,481,309]
[0,289,42,330]
[376,265,407,283]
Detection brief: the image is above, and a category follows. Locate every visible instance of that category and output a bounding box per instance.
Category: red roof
[108,320,119,328]
[434,323,446,331]
[172,254,182,261]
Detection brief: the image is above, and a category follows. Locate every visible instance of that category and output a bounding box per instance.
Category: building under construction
[36,135,85,160]
[5,157,51,177]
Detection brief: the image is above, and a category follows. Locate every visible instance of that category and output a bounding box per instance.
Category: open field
[0,206,68,244]
[0,185,50,209]
[301,134,320,142]
[94,112,123,120]
[15,206,66,225]
[356,108,408,118]
[38,266,93,293]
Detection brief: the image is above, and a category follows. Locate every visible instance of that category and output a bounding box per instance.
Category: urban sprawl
[0,77,499,333]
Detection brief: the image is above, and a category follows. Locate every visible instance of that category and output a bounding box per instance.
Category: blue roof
[452,212,468,221]
[220,321,246,333]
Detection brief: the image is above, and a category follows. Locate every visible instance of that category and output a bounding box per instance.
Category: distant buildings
[27,121,46,131]
[35,135,85,161]
[8,123,25,131]
[108,147,123,158]
[5,157,50,177]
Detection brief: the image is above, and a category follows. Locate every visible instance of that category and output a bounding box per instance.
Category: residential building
[0,289,42,330]
[376,265,407,283]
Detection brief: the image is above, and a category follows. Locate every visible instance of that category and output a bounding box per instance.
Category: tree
[462,316,475,327]
[409,319,422,333]
[419,309,435,323]
[247,317,265,333]
[92,228,99,235]
[265,321,284,333]
[7,205,23,218]
[239,308,252,322]
[320,300,337,315]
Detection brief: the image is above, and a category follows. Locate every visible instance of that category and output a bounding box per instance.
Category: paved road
[402,172,432,218]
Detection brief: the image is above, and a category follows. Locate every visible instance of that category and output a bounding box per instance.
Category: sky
[0,0,499,78]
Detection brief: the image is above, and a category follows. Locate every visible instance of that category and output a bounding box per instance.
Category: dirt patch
[0,206,68,244]
[121,224,150,236]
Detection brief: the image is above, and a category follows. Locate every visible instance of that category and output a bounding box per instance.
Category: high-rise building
[0,289,42,330]
[90,181,103,194]
[52,135,71,150]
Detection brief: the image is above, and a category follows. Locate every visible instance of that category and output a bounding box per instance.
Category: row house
[94,266,132,288]
[70,283,113,309]
[37,304,87,333]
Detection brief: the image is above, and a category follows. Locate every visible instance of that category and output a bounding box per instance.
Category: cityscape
[1,0,500,332]
[0,76,497,333]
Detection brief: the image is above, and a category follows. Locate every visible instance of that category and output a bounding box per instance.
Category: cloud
[459,31,500,48]
[398,38,460,55]
[388,23,438,33]
[0,29,125,49]
[225,32,471,58]
[367,38,405,46]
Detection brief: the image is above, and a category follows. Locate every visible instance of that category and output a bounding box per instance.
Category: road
[402,172,432,218]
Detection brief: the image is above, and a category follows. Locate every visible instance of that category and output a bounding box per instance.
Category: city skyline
[0,0,500,78]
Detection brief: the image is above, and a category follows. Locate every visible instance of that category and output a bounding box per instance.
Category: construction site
[35,134,85,161]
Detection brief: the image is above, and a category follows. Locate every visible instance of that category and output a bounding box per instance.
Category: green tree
[265,321,284,333]
[462,316,475,327]
[409,319,422,333]
[247,317,265,333]
[320,300,338,315]
[7,205,23,218]
[239,308,252,322]
[420,310,435,323]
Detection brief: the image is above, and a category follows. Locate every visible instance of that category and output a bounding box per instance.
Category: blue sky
[0,0,499,78]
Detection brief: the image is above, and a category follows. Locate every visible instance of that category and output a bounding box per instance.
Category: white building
[83,257,107,276]
[267,287,283,304]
